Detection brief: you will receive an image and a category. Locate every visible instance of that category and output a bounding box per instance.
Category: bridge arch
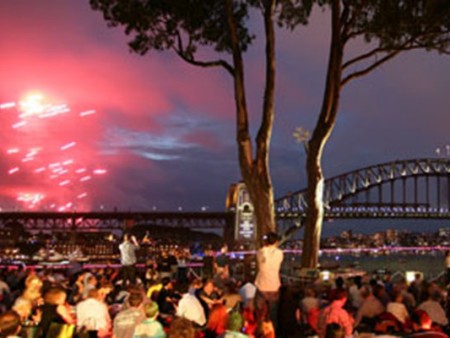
[276,158,450,219]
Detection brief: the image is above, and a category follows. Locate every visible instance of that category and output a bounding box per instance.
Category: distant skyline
[0,1,449,214]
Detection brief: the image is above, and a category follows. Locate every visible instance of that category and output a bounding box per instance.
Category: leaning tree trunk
[301,0,343,268]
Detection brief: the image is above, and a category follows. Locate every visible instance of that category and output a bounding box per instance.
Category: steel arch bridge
[275,158,450,219]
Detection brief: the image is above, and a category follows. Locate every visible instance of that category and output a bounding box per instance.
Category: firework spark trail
[1,94,107,211]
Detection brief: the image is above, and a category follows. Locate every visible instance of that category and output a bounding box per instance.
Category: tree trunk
[225,0,277,247]
[301,0,343,268]
[301,143,325,268]
[245,169,276,246]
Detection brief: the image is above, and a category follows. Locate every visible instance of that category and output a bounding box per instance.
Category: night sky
[0,1,449,223]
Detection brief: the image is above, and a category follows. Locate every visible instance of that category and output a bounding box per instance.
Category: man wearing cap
[254,232,284,330]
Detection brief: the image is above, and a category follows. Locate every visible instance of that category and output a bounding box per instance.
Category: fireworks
[1,92,107,211]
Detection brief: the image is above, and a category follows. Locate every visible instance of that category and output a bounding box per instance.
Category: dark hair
[263,232,279,245]
[325,323,345,338]
[0,310,21,336]
[128,291,143,307]
[162,277,172,287]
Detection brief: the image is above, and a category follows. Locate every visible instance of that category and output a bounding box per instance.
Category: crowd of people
[0,231,449,338]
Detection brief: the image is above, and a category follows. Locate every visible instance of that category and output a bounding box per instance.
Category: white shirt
[76,298,112,337]
[176,293,206,326]
[418,300,449,326]
[239,282,257,306]
[386,302,409,324]
[254,245,283,292]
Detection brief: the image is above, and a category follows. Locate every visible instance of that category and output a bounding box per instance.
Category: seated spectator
[239,279,256,309]
[167,317,196,338]
[417,290,448,328]
[317,290,354,338]
[354,285,385,329]
[133,302,166,338]
[204,304,228,338]
[255,318,276,338]
[221,281,243,312]
[156,278,177,316]
[386,290,409,327]
[196,279,221,318]
[176,285,206,327]
[409,310,449,338]
[113,291,145,338]
[301,286,321,325]
[0,310,22,338]
[38,287,76,338]
[76,288,111,338]
[220,311,249,338]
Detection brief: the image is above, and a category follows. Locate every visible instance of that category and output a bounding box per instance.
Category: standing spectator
[157,252,173,280]
[119,233,140,287]
[317,290,354,338]
[113,292,145,338]
[215,244,230,279]
[254,232,284,330]
[76,288,112,338]
[133,302,166,338]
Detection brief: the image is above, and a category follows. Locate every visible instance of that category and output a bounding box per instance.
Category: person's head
[220,244,228,254]
[128,291,143,308]
[206,304,228,334]
[256,319,275,338]
[305,286,317,298]
[325,323,345,338]
[226,311,244,332]
[144,302,159,320]
[360,285,372,299]
[123,233,130,242]
[332,289,348,306]
[44,287,67,306]
[25,274,42,291]
[203,279,215,294]
[168,317,196,338]
[393,290,403,303]
[161,277,173,289]
[87,275,98,286]
[411,309,432,331]
[0,310,21,337]
[262,232,279,246]
[335,277,344,288]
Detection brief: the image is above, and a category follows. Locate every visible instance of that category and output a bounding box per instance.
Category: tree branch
[172,30,235,76]
[341,50,400,86]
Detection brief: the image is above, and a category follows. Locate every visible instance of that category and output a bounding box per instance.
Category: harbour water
[284,249,447,280]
